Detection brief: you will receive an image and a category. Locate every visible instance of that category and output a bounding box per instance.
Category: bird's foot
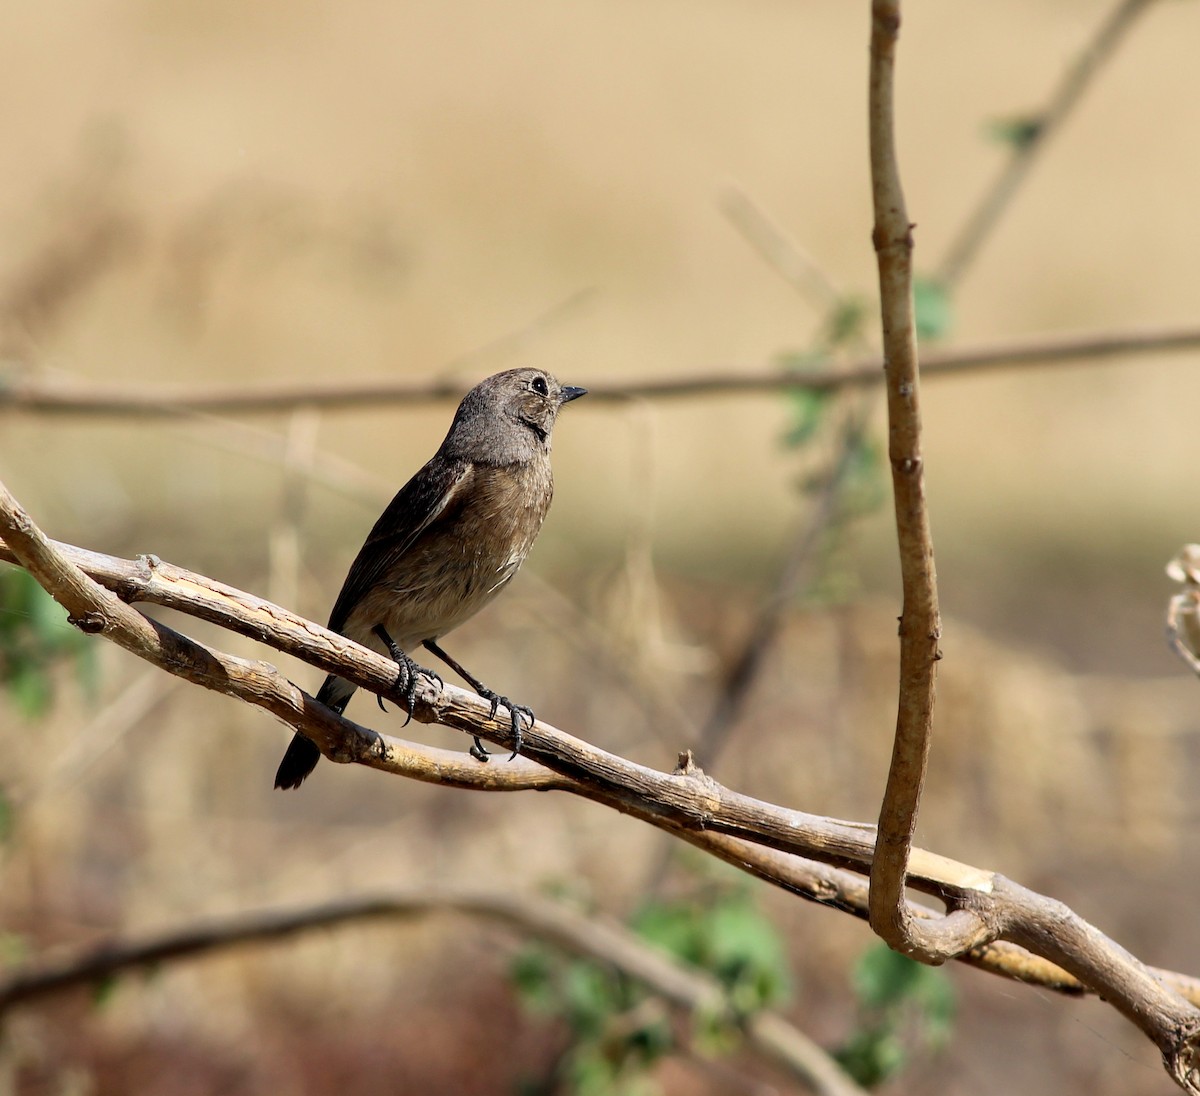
[372,626,442,726]
[469,736,491,763]
[477,688,534,760]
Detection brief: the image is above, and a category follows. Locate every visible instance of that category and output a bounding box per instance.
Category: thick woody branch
[3,832,1199,1019]
[867,0,958,962]
[665,831,1200,1009]
[0,888,867,1096]
[4,527,1191,1013]
[0,522,941,890]
[3,325,1200,416]
[1,498,1198,1085]
[0,494,568,794]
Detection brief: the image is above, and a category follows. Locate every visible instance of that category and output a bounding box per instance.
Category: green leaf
[985,113,1043,150]
[633,889,790,1014]
[0,930,29,967]
[7,656,54,719]
[853,945,930,1009]
[91,973,120,1009]
[0,785,13,844]
[708,898,791,1010]
[631,903,700,965]
[27,577,72,647]
[822,296,870,350]
[842,944,956,1082]
[912,277,953,341]
[783,388,834,448]
[565,1045,657,1096]
[0,568,99,715]
[510,948,558,1014]
[562,961,621,1034]
[835,1026,908,1087]
[691,1003,740,1057]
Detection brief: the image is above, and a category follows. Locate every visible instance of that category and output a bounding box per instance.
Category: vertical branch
[867,1,982,960]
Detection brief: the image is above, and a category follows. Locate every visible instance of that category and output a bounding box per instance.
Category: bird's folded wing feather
[326,458,476,634]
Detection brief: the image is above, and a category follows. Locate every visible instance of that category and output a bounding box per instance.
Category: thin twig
[719,186,845,312]
[936,0,1160,288]
[30,670,179,799]
[2,324,1199,415]
[867,0,963,963]
[267,408,320,610]
[694,403,873,766]
[183,411,390,507]
[697,185,876,768]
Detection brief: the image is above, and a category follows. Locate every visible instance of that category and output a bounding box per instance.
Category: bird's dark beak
[559,386,588,404]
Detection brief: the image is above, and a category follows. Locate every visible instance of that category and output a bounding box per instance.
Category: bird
[274,367,587,789]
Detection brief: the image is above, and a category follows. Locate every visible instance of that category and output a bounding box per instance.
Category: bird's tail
[273,674,356,790]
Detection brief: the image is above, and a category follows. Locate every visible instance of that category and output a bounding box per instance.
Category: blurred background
[2,1,1200,1093]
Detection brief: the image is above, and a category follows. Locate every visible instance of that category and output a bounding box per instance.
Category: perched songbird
[274,368,587,789]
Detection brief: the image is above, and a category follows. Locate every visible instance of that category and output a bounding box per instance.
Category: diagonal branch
[694,405,872,766]
[2,489,1198,1086]
[10,538,1200,1018]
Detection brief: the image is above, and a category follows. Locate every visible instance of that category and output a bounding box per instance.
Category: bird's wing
[326,457,475,634]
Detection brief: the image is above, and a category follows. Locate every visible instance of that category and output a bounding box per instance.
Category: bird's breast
[354,458,554,649]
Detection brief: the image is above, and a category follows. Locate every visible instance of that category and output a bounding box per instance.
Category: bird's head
[448,368,587,460]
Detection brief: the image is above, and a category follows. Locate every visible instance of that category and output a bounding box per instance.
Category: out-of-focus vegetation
[2,1,1200,1093]
[0,570,96,719]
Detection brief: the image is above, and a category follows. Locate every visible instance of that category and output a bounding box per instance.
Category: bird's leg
[372,625,441,727]
[422,639,533,760]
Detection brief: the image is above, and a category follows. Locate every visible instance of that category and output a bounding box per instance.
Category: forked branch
[1,488,1198,1088]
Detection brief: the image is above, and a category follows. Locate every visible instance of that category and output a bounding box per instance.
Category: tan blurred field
[2,1,1200,1093]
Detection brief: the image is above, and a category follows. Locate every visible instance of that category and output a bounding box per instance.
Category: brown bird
[274,367,586,789]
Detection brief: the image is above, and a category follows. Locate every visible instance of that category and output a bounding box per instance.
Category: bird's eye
[530,375,549,396]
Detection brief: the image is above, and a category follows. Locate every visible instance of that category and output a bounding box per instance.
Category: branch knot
[66,611,106,634]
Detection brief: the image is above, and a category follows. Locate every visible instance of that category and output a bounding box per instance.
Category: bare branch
[867,0,967,963]
[0,519,974,889]
[937,0,1161,288]
[673,831,1200,1009]
[2,493,1198,1083]
[3,324,1200,416]
[719,186,845,312]
[0,887,867,1096]
[0,898,865,1095]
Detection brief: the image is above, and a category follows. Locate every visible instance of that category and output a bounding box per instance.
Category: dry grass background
[2,1,1200,1093]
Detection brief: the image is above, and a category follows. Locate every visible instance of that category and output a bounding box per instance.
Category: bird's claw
[372,626,444,726]
[478,688,533,760]
[397,662,443,727]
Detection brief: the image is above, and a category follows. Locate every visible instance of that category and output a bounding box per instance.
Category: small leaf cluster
[512,883,789,1095]
[833,944,956,1088]
[0,567,96,718]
